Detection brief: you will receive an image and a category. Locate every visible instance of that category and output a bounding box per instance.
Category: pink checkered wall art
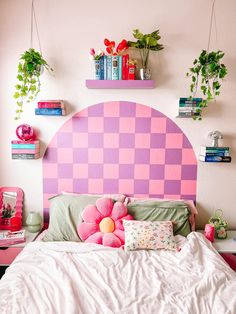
[43,101,197,222]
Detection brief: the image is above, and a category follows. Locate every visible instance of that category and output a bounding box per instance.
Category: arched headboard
[43,101,197,222]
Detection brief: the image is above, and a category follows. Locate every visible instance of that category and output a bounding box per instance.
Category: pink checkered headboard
[43,101,197,222]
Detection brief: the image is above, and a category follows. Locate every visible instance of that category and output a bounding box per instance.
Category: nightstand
[0,229,40,266]
[198,230,236,270]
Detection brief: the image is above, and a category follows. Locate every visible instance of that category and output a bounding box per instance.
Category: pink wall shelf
[85,80,155,89]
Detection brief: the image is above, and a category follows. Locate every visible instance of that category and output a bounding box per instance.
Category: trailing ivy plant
[186,50,227,120]
[13,48,53,119]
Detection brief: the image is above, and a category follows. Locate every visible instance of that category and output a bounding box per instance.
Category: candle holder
[26,212,42,233]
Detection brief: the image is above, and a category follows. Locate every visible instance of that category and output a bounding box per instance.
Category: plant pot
[139,68,151,80]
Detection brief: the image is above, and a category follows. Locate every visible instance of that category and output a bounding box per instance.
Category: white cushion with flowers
[123,220,177,251]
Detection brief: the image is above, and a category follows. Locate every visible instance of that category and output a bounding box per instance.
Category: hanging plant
[13,48,53,120]
[186,50,227,120]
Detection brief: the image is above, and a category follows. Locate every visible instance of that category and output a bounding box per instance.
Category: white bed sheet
[0,232,236,314]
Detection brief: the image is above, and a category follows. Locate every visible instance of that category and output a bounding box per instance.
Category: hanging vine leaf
[186,50,227,120]
[13,48,53,120]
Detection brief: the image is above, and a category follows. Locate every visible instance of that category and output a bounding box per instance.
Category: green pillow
[42,194,102,242]
[127,200,191,237]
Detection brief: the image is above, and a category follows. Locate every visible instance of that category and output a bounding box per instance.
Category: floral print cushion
[123,220,177,251]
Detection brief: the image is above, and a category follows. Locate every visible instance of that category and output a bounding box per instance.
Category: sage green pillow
[127,200,191,237]
[42,194,101,242]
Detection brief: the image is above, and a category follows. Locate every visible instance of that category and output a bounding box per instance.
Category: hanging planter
[13,0,53,120]
[186,50,227,120]
[13,48,52,119]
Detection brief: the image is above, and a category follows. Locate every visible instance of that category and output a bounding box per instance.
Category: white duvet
[0,232,236,314]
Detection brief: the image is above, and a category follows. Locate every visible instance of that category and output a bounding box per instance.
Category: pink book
[38,102,65,108]
[11,149,40,154]
[11,140,39,144]
[0,230,25,246]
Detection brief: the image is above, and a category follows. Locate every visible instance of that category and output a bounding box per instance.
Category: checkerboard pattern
[43,101,197,222]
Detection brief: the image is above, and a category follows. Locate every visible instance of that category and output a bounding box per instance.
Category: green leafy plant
[13,48,53,119]
[186,50,227,120]
[127,29,164,69]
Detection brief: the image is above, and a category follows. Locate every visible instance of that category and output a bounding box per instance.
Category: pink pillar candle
[204,224,215,242]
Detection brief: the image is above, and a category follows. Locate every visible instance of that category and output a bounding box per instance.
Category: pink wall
[0,0,236,229]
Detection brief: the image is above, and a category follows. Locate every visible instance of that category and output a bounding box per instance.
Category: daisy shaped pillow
[77,198,133,248]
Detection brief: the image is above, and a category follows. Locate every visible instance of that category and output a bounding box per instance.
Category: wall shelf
[85,80,155,89]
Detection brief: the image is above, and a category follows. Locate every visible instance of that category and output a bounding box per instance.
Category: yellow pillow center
[99,217,115,233]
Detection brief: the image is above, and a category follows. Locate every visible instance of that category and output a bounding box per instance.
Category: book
[38,100,63,104]
[11,149,40,154]
[118,55,122,80]
[11,140,39,144]
[103,55,107,80]
[199,155,231,162]
[94,59,101,80]
[201,151,230,157]
[99,56,104,80]
[122,54,129,80]
[12,153,40,159]
[38,102,65,109]
[12,143,39,149]
[0,230,25,246]
[112,56,119,80]
[200,146,230,155]
[179,98,202,107]
[35,108,66,116]
[106,56,112,80]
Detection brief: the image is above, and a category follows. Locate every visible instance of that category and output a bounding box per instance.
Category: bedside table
[0,229,40,266]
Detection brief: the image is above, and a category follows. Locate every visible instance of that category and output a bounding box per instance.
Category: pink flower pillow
[77,198,133,248]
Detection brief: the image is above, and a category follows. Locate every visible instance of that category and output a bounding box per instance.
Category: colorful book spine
[38,102,64,109]
[122,54,128,80]
[200,146,230,155]
[106,56,112,80]
[94,60,101,80]
[199,155,231,162]
[201,152,230,157]
[35,108,65,116]
[99,56,104,80]
[179,98,202,107]
[118,56,122,80]
[12,153,40,159]
[11,140,39,144]
[112,56,119,80]
[12,144,39,149]
[12,149,40,154]
[103,55,107,80]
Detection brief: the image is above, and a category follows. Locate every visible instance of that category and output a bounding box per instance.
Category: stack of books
[199,146,231,162]
[178,98,202,117]
[11,140,40,159]
[35,100,66,116]
[97,54,130,80]
[0,230,25,246]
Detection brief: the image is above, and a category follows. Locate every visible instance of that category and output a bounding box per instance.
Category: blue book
[199,155,231,162]
[112,56,119,80]
[94,60,101,80]
[103,55,107,80]
[106,56,112,80]
[99,56,104,80]
[118,56,122,80]
[12,144,39,149]
[35,108,65,116]
[203,152,230,157]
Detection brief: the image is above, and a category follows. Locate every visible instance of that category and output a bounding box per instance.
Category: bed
[0,101,235,314]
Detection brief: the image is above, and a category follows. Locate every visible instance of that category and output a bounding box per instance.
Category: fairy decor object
[209,209,228,239]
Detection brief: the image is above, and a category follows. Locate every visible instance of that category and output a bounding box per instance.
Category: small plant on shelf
[13,48,53,120]
[186,50,227,120]
[127,29,164,79]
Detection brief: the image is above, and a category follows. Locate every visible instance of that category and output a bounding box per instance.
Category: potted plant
[186,50,227,119]
[127,29,164,80]
[13,48,53,120]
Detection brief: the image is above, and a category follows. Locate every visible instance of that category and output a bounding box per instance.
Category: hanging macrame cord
[207,0,218,53]
[30,0,42,54]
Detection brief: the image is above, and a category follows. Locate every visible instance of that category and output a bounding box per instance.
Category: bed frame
[42,101,197,222]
